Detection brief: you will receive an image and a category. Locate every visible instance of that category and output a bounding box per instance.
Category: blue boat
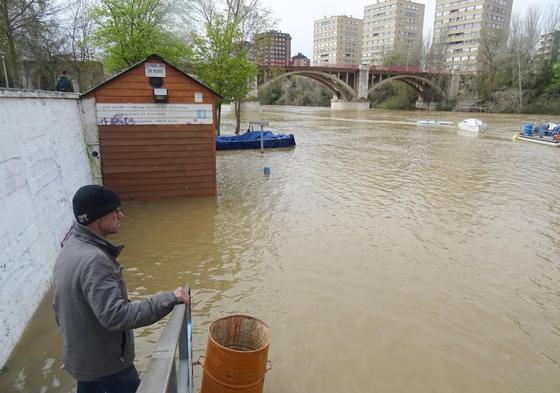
[517,122,560,147]
[216,131,296,150]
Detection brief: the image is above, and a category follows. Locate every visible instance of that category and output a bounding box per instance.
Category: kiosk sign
[96,103,213,125]
[145,63,166,77]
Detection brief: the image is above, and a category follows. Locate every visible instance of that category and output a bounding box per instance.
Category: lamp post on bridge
[405,45,409,72]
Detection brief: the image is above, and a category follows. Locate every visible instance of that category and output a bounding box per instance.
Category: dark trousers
[77,365,141,393]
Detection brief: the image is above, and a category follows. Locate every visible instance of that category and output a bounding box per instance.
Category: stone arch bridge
[256,65,452,110]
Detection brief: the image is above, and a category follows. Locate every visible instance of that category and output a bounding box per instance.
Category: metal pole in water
[249,121,270,174]
[260,124,264,154]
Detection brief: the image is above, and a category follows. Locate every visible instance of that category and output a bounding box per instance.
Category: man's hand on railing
[173,287,190,304]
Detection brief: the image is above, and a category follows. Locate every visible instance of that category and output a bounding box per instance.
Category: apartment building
[254,31,292,66]
[313,15,363,66]
[434,0,513,71]
[537,31,560,63]
[362,0,425,66]
[291,52,311,66]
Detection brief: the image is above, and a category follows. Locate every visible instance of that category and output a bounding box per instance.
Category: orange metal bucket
[200,315,271,393]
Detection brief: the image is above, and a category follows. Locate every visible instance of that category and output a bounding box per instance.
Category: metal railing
[137,285,193,393]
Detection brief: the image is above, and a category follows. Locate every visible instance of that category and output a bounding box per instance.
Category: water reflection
[1,107,560,393]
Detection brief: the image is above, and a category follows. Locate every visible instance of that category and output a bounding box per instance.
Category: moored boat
[516,122,560,147]
[517,134,560,147]
[216,131,296,150]
[416,120,454,127]
[458,118,487,133]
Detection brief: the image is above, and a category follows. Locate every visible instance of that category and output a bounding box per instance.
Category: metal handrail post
[137,284,193,393]
[177,286,193,393]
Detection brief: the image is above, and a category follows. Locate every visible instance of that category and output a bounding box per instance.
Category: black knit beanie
[72,185,121,225]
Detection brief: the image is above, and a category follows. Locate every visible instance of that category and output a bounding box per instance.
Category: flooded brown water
[1,107,560,393]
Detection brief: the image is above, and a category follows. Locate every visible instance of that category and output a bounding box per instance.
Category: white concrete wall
[0,90,93,367]
[80,97,103,184]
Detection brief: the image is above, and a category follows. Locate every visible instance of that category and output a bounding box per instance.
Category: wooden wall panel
[104,170,215,182]
[94,57,219,200]
[94,60,219,105]
[117,188,216,200]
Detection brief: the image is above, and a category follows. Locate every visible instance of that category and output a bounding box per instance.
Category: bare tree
[420,31,432,70]
[478,27,509,74]
[68,0,96,89]
[523,5,541,57]
[194,0,275,43]
[0,0,62,87]
[508,12,525,112]
[26,18,66,89]
[224,0,276,42]
[427,27,449,70]
[508,12,523,53]
[542,3,560,32]
[193,0,276,41]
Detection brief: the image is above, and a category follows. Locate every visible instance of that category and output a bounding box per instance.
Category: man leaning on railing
[52,185,190,393]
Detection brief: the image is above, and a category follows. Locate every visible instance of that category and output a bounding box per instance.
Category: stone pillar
[329,65,370,110]
[356,65,369,100]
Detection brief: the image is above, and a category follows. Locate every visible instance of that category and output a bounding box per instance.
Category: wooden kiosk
[81,54,222,200]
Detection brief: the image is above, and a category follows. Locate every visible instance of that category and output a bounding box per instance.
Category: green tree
[258,76,332,107]
[369,83,418,110]
[545,62,560,97]
[191,15,255,134]
[91,0,189,71]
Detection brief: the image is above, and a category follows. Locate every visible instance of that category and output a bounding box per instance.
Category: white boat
[458,118,487,133]
[416,120,454,127]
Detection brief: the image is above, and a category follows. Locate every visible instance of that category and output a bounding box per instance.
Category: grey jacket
[53,224,178,381]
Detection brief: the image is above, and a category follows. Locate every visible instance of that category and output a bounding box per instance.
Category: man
[53,184,189,393]
[55,70,74,92]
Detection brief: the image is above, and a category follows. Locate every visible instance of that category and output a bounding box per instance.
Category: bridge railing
[281,63,360,70]
[369,65,451,74]
[314,63,360,69]
[262,63,471,76]
[137,286,193,393]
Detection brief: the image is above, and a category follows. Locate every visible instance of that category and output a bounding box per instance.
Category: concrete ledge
[239,101,261,112]
[331,101,370,111]
[0,88,80,99]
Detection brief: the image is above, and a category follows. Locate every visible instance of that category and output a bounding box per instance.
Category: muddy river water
[1,107,559,393]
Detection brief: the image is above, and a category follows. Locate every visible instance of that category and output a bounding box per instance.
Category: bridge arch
[258,70,357,101]
[368,75,446,101]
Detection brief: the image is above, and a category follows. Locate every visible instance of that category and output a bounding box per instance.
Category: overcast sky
[258,0,558,57]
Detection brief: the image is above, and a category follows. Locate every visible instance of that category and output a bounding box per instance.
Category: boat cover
[216,131,296,150]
